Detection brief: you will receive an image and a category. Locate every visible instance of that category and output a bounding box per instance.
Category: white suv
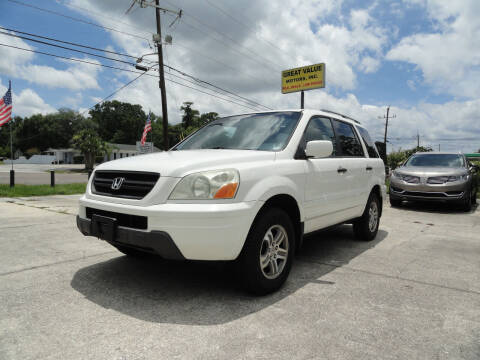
[77,109,386,294]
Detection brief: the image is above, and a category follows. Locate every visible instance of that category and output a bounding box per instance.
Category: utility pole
[155,0,169,151]
[416,130,420,148]
[438,144,441,151]
[128,0,181,151]
[379,106,396,151]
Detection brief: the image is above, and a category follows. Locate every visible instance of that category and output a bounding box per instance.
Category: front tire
[235,208,295,295]
[354,193,380,241]
[461,191,472,212]
[389,195,402,207]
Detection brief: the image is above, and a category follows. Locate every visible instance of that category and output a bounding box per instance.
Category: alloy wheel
[259,225,289,280]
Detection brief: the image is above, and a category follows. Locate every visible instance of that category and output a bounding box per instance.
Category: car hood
[397,166,466,177]
[95,149,276,177]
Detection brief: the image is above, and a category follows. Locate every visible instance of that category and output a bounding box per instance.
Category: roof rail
[320,109,361,124]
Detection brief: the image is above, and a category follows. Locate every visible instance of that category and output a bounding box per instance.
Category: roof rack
[320,109,361,124]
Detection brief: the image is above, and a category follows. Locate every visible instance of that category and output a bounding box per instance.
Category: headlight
[392,171,402,179]
[169,169,240,200]
[449,174,468,182]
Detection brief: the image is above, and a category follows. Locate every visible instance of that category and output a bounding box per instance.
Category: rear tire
[235,208,295,295]
[354,193,380,241]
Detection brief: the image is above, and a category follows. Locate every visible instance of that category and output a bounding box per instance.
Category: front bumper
[77,195,261,261]
[390,177,468,201]
[77,215,185,259]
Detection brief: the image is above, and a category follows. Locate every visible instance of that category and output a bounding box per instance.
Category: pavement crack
[0,251,117,277]
[0,222,62,230]
[2,200,76,216]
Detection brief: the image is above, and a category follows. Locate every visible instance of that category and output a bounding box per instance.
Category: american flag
[140,113,152,145]
[0,81,12,127]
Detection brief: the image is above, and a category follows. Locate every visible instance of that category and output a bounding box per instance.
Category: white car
[77,109,386,294]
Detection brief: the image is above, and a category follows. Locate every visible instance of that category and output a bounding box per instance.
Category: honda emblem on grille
[111,177,125,190]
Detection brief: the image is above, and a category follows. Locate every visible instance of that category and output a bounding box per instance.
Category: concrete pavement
[0,196,479,359]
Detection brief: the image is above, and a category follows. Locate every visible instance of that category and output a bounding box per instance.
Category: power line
[1,27,270,109]
[6,0,150,42]
[10,0,279,80]
[0,42,146,75]
[83,66,156,114]
[164,77,259,112]
[164,65,272,110]
[55,0,153,37]
[0,25,153,64]
[203,0,286,57]
[158,1,282,73]
[0,30,136,67]
[7,0,278,86]
[1,41,265,112]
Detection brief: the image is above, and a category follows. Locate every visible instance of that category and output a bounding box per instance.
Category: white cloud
[387,0,480,98]
[0,28,102,90]
[14,88,57,116]
[0,80,56,116]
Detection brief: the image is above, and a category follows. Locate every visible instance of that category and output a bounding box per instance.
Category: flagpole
[10,119,13,171]
[9,80,13,171]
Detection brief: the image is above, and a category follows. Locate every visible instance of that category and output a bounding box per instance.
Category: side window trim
[331,118,365,158]
[296,116,338,158]
[357,126,380,158]
[352,125,367,158]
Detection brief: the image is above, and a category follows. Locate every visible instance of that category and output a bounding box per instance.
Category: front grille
[427,176,449,184]
[404,191,447,198]
[92,171,159,200]
[86,207,147,230]
[403,175,420,184]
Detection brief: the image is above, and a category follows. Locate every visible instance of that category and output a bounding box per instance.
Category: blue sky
[1,0,479,152]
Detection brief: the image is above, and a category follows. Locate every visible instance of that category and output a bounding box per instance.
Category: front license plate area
[91,214,117,242]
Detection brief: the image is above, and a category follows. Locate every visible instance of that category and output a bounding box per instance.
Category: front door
[302,116,351,232]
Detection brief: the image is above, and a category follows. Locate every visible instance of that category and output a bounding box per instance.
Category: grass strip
[0,183,86,197]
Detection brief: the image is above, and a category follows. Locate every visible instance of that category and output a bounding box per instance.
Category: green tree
[180,102,200,129]
[89,100,147,144]
[14,110,83,153]
[72,127,110,170]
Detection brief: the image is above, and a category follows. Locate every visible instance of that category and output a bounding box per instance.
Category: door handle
[337,167,348,174]
[366,166,373,171]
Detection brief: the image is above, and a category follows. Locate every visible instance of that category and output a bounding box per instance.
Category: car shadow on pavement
[393,201,478,215]
[71,225,387,325]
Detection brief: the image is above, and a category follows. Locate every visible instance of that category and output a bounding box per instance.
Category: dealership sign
[281,63,325,94]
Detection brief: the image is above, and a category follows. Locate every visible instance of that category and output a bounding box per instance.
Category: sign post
[282,63,325,108]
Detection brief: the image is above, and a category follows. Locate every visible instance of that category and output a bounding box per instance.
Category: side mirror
[305,140,333,159]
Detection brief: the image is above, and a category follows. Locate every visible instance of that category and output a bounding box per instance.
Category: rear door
[331,119,367,210]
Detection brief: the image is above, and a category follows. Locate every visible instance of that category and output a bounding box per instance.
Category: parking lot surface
[0,196,479,359]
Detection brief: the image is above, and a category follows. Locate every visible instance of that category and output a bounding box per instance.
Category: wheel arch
[252,194,304,255]
[370,184,383,217]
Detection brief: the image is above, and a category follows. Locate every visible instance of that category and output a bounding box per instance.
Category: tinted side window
[332,120,364,157]
[304,117,336,156]
[357,127,379,158]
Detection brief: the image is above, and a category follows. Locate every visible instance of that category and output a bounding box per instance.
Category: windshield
[173,112,301,151]
[405,154,465,167]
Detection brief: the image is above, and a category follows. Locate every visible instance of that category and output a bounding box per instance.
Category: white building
[104,143,161,162]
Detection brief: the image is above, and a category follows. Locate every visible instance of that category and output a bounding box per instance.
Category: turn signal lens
[214,183,238,199]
